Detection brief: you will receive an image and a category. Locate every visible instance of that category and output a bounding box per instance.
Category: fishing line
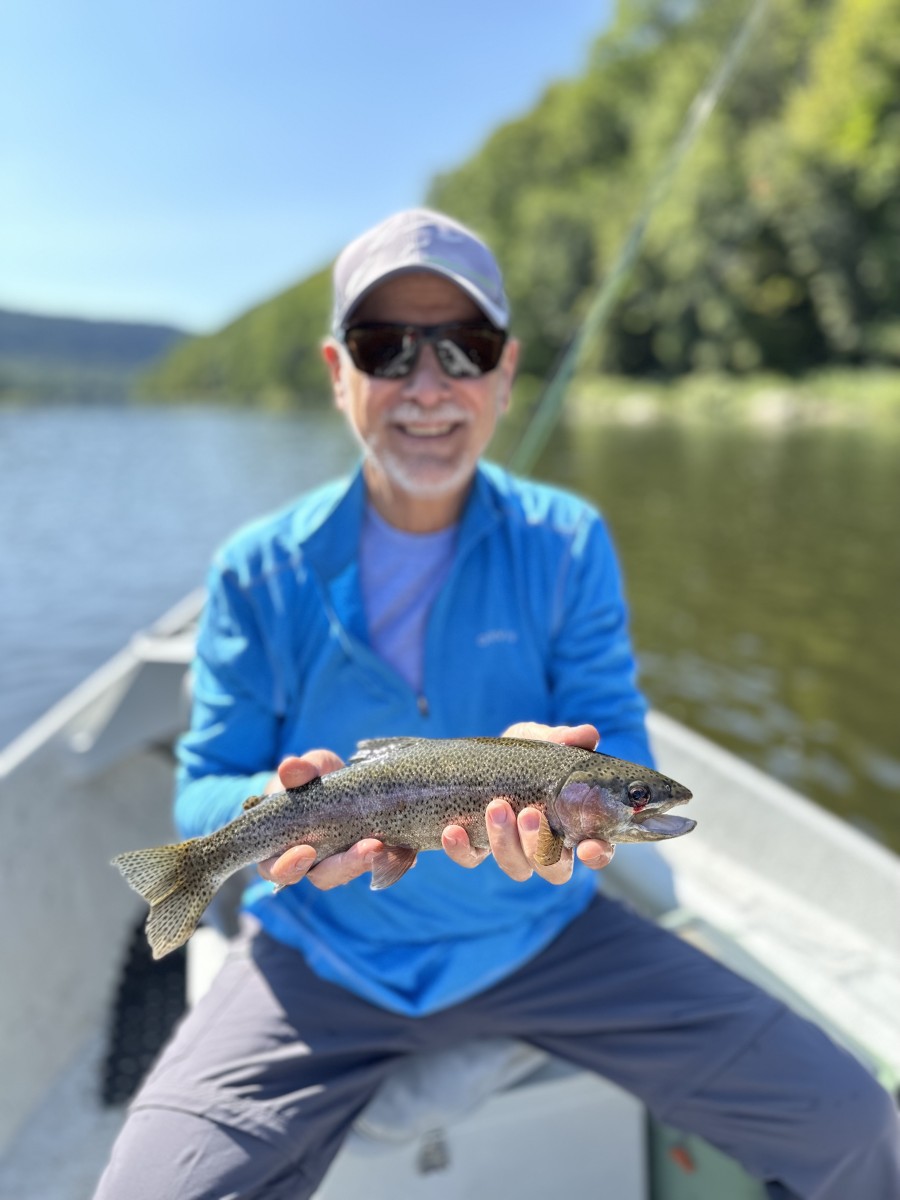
[506,0,770,474]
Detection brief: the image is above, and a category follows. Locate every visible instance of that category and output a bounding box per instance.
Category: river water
[2,402,898,850]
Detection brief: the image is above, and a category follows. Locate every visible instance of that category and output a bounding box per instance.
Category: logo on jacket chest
[475,628,519,648]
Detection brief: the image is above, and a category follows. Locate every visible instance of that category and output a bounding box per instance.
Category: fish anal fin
[242,793,266,810]
[533,814,565,867]
[370,845,418,890]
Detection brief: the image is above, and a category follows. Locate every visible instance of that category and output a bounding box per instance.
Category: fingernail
[591,845,614,865]
[488,804,508,826]
[520,811,540,833]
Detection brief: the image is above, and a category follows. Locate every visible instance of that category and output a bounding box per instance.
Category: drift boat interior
[1,590,898,1199]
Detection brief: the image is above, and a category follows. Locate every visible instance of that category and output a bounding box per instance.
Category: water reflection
[541,417,900,850]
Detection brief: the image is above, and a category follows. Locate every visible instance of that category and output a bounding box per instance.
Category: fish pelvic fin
[370,845,418,890]
[112,841,215,960]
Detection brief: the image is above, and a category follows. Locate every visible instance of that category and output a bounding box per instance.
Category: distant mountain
[0,308,187,402]
[0,308,185,369]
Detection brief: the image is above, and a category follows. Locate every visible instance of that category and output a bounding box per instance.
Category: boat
[1,589,898,1200]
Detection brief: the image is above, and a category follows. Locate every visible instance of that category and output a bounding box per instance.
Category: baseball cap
[332,208,510,333]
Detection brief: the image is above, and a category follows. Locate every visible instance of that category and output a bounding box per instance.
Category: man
[95,209,900,1199]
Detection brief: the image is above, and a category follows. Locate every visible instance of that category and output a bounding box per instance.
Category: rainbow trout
[113,736,694,960]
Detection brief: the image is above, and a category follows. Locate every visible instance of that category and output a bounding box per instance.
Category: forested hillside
[143,0,900,403]
[142,269,331,406]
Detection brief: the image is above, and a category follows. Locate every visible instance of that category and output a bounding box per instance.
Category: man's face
[324,272,518,525]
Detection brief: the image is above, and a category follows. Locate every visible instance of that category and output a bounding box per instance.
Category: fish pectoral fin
[370,845,419,890]
[242,793,266,810]
[533,814,565,867]
[349,737,423,765]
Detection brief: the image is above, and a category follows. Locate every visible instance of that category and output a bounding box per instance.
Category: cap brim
[336,263,508,332]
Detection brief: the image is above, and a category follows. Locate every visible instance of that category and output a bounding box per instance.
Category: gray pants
[94,895,900,1200]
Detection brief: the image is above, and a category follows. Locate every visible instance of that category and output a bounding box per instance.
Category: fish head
[552,759,695,844]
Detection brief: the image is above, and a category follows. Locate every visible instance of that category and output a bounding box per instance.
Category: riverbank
[556,369,900,429]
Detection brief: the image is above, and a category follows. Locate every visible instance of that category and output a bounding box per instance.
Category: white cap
[332,208,509,332]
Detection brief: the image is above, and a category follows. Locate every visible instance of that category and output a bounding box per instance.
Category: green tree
[147,0,900,401]
[142,268,333,404]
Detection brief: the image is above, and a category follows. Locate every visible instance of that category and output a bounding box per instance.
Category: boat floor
[3,842,896,1200]
[0,1029,120,1200]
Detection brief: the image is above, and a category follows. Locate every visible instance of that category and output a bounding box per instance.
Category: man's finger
[442,825,490,869]
[305,839,385,890]
[268,758,316,794]
[556,723,600,751]
[259,844,318,886]
[500,722,599,751]
[275,750,345,792]
[517,807,574,885]
[576,838,615,871]
[485,799,533,881]
[258,749,349,885]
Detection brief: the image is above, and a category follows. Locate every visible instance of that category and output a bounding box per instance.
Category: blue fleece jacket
[175,462,652,1015]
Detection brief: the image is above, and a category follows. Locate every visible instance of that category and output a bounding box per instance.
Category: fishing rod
[506,0,770,475]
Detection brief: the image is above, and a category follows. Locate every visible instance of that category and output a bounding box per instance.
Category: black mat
[100,918,187,1106]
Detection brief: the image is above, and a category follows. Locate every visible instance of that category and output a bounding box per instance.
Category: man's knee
[683,1005,900,1195]
[817,1060,900,1176]
[774,1029,900,1198]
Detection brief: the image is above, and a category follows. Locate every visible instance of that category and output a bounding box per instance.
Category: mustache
[387,403,472,424]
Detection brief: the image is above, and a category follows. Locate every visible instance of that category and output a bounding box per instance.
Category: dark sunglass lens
[435,329,505,378]
[345,327,418,377]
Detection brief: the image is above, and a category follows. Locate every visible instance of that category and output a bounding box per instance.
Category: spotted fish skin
[113,736,694,959]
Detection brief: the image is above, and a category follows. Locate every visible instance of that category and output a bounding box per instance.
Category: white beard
[366,439,478,499]
[349,402,480,499]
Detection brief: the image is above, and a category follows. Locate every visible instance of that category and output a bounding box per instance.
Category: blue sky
[1,1,612,332]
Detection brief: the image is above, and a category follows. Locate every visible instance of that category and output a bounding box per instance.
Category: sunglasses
[340,321,507,380]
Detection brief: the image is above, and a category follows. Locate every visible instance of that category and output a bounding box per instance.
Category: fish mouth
[630,813,697,837]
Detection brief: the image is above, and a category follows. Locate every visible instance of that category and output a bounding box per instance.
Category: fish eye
[627,781,652,806]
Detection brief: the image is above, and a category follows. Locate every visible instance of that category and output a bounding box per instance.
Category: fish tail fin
[112,840,216,959]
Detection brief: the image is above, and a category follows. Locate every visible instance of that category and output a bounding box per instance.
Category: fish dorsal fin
[369,845,418,890]
[349,737,423,766]
[242,793,266,810]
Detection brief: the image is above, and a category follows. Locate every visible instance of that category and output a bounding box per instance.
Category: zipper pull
[417,695,430,717]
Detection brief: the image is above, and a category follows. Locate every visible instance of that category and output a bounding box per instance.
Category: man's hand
[441,722,614,884]
[257,752,385,891]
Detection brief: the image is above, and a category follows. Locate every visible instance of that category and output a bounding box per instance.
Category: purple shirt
[360,503,457,695]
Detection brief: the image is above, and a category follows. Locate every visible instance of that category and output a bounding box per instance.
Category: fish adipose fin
[533,814,565,867]
[370,845,418,890]
[112,842,215,959]
[242,793,266,810]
